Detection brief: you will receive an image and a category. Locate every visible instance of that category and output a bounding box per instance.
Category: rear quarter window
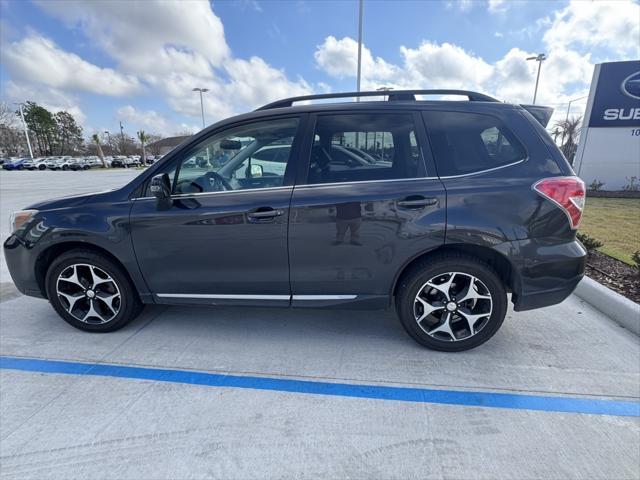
[423,111,527,176]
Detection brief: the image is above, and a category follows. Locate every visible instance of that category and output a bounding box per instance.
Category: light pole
[192,88,209,128]
[119,121,125,154]
[15,103,33,159]
[565,95,588,122]
[104,131,112,154]
[526,53,547,105]
[356,0,363,98]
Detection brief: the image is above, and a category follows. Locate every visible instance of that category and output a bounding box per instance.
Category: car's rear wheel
[38,164,46,170]
[395,253,507,352]
[45,249,143,332]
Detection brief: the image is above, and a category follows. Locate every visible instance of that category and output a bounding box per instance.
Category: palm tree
[554,116,582,165]
[92,133,108,168]
[137,130,148,165]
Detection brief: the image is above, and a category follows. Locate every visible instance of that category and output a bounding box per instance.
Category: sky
[1,0,638,139]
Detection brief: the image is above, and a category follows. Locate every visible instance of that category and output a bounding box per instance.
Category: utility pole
[565,95,588,123]
[16,103,33,159]
[356,0,363,98]
[119,121,125,154]
[526,53,547,105]
[192,88,209,128]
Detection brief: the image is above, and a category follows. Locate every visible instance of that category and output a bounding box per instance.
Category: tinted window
[307,113,426,184]
[155,117,299,195]
[424,111,527,176]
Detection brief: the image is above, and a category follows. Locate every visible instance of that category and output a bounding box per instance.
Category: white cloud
[1,35,141,96]
[116,105,198,136]
[29,0,314,126]
[314,36,398,82]
[315,36,593,118]
[4,80,87,125]
[542,0,640,58]
[487,0,507,13]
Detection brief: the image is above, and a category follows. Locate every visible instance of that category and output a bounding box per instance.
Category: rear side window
[307,113,426,185]
[423,111,527,176]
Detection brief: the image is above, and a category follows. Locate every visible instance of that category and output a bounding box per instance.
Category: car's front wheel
[395,253,507,352]
[45,249,143,332]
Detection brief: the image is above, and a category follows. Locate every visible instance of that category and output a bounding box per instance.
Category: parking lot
[1,170,639,479]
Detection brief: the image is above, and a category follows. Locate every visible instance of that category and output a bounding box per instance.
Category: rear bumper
[495,238,586,311]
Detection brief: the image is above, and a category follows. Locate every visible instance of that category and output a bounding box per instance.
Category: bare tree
[0,101,18,127]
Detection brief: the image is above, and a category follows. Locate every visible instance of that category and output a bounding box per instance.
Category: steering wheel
[202,171,233,191]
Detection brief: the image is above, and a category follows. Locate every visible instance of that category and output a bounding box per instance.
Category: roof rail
[256,89,499,111]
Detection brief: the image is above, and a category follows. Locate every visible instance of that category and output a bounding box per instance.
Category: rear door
[287,110,446,307]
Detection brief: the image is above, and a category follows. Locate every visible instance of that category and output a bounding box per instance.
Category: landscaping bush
[577,232,603,252]
[632,251,640,274]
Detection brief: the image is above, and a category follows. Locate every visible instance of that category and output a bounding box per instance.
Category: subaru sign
[589,60,640,127]
[622,71,640,99]
[574,60,640,191]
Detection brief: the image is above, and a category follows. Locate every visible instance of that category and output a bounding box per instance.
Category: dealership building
[573,60,640,190]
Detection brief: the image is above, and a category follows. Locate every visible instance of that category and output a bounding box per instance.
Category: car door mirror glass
[150,173,171,201]
[250,164,263,177]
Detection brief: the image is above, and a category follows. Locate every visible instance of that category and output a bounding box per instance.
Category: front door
[288,111,446,307]
[130,116,303,306]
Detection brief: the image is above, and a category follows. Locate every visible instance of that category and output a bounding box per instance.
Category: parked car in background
[110,156,127,168]
[2,158,28,170]
[23,158,48,170]
[4,89,586,352]
[69,159,91,171]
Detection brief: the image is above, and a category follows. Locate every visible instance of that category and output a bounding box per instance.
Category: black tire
[38,164,46,170]
[395,253,507,352]
[45,249,143,332]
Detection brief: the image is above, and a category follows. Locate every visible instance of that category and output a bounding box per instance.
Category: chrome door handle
[247,208,284,220]
[397,197,438,208]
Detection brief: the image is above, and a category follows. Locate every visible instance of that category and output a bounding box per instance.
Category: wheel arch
[35,241,139,299]
[390,243,520,305]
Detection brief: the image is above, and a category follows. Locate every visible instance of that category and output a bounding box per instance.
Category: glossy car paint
[4,100,586,312]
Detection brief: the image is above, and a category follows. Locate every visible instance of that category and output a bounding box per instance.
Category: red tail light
[533,176,585,229]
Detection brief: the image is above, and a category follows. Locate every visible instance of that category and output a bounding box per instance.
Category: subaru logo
[621,71,640,99]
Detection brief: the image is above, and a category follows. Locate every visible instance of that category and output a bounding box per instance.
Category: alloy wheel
[413,272,493,342]
[56,263,121,324]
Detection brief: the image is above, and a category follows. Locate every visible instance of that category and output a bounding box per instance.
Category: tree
[554,116,582,165]
[21,101,56,155]
[0,101,18,128]
[92,133,108,168]
[54,111,83,155]
[137,130,149,162]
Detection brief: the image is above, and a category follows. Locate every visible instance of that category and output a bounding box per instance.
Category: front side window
[164,117,299,195]
[424,111,527,176]
[307,113,426,185]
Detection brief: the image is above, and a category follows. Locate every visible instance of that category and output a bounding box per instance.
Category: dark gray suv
[4,90,586,351]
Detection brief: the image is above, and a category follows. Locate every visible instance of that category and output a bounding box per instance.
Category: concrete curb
[574,276,640,335]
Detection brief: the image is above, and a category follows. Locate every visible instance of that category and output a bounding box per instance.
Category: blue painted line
[1,356,638,417]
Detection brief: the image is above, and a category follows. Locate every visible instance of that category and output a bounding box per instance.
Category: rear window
[423,111,527,176]
[307,113,426,185]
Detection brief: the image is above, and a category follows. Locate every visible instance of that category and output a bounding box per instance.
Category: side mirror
[250,164,263,177]
[150,173,171,200]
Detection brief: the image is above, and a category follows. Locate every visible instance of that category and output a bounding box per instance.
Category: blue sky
[1,0,638,138]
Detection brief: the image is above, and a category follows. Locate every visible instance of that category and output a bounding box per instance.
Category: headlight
[9,210,38,233]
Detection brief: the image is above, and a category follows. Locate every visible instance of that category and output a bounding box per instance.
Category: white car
[23,157,48,170]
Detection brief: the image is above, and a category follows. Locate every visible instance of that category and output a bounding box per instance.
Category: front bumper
[495,238,586,312]
[4,234,45,298]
